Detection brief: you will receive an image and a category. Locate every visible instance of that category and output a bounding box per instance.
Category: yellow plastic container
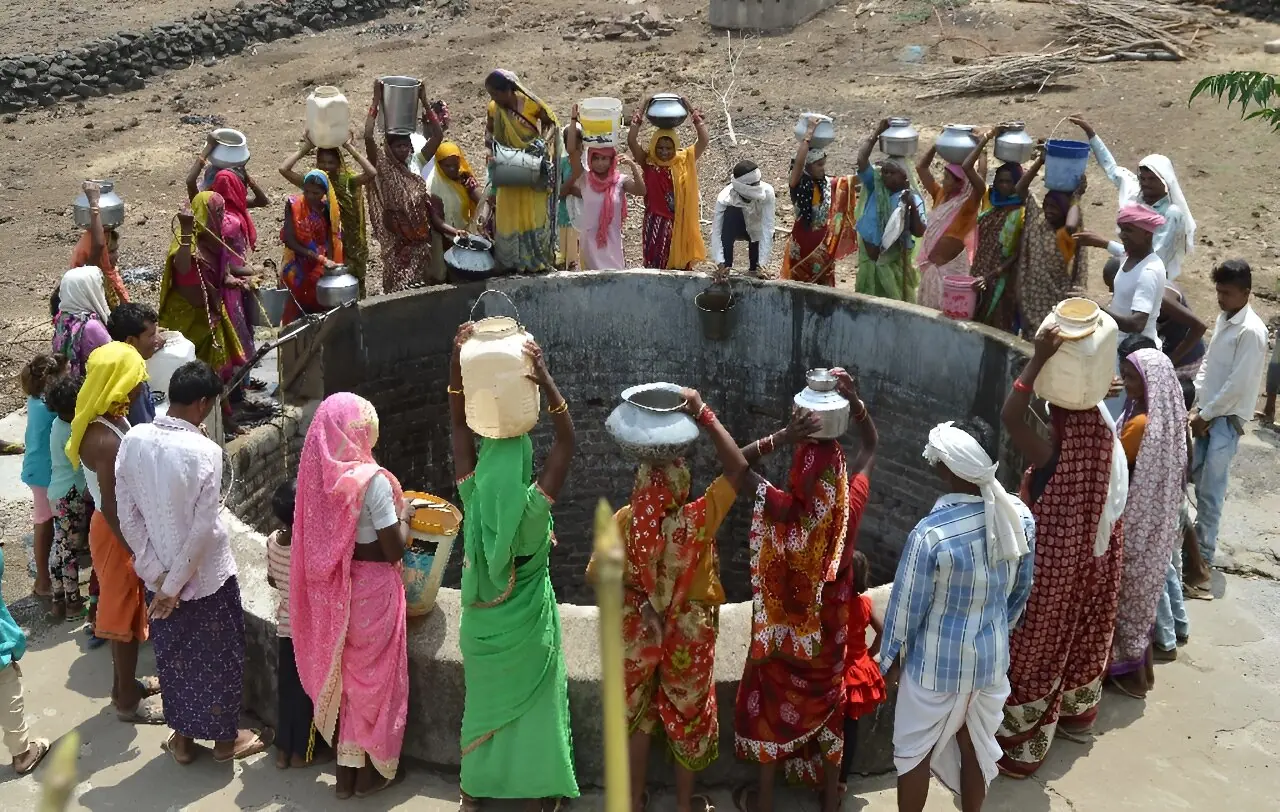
[1034,298,1119,411]
[580,97,623,146]
[401,491,462,617]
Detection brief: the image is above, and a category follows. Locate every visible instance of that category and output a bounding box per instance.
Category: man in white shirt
[1190,260,1269,565]
[712,160,776,277]
[115,361,269,765]
[1068,116,1197,282]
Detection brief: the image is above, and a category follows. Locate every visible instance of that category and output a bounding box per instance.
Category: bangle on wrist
[853,400,869,422]
[695,403,716,427]
[548,400,569,415]
[1013,378,1033,394]
[447,385,464,396]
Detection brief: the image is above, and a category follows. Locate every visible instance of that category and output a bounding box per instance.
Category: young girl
[576,146,645,271]
[45,375,91,621]
[627,96,709,270]
[19,354,67,601]
[267,479,326,769]
[841,550,886,792]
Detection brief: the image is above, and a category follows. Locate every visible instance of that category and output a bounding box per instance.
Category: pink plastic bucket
[941,275,979,320]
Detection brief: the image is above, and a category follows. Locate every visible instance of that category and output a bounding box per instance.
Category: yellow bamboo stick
[592,499,630,812]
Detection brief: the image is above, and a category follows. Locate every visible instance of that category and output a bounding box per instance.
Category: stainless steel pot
[605,383,701,463]
[73,180,125,229]
[379,76,421,135]
[878,117,919,157]
[316,263,360,308]
[935,124,980,164]
[208,128,250,169]
[445,235,497,282]
[645,93,689,130]
[794,113,835,150]
[994,122,1036,164]
[490,142,548,189]
[793,368,850,440]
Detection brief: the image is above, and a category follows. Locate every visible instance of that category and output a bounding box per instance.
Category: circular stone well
[226,270,1028,786]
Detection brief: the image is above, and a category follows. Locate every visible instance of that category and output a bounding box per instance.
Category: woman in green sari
[852,119,927,302]
[449,322,579,810]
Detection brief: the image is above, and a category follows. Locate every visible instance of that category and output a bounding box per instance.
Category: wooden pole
[592,499,630,812]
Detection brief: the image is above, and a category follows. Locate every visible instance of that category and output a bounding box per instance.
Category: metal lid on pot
[805,368,838,392]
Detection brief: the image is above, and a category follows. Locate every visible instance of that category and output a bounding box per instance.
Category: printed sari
[972,191,1026,332]
[332,165,370,298]
[735,441,853,785]
[1110,350,1186,677]
[291,394,409,780]
[458,435,579,800]
[158,192,246,381]
[999,407,1124,776]
[642,131,705,270]
[781,176,857,286]
[854,166,921,302]
[609,462,734,771]
[916,178,979,311]
[369,139,436,291]
[280,172,344,324]
[488,89,559,274]
[1018,195,1086,337]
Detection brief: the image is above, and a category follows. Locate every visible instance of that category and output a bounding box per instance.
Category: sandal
[46,599,66,622]
[65,599,89,622]
[355,772,404,799]
[1183,582,1214,601]
[116,697,166,724]
[212,728,273,763]
[163,732,197,766]
[14,738,50,775]
[1106,676,1147,700]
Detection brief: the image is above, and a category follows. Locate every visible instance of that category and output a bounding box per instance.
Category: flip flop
[136,676,162,697]
[212,728,273,763]
[1106,676,1147,700]
[1057,724,1094,744]
[14,738,50,775]
[163,732,197,766]
[116,697,166,725]
[355,772,404,799]
[1183,582,1214,601]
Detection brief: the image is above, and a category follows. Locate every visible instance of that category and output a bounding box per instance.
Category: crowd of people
[1,65,1277,812]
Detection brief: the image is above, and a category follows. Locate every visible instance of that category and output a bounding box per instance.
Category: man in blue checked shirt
[880,418,1036,812]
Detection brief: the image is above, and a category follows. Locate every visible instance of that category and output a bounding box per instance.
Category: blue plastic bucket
[1044,139,1090,192]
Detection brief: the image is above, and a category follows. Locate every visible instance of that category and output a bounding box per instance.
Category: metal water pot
[994,122,1036,164]
[379,76,422,135]
[208,128,250,170]
[793,369,850,440]
[794,113,835,150]
[645,93,689,130]
[315,263,359,307]
[935,124,980,164]
[445,235,497,283]
[73,180,125,229]
[878,117,919,157]
[605,383,701,463]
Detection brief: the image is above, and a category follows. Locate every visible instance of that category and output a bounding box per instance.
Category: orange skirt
[88,512,148,643]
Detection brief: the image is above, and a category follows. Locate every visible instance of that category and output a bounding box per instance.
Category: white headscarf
[1094,404,1129,557]
[1137,154,1196,255]
[728,168,768,241]
[59,266,111,322]
[922,422,1030,562]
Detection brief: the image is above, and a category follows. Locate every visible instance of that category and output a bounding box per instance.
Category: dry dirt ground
[1,0,1279,412]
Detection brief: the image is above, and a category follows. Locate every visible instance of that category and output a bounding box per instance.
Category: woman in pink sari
[209,170,259,357]
[291,393,410,799]
[913,131,991,310]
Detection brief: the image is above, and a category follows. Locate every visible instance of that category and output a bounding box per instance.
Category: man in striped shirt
[880,418,1036,812]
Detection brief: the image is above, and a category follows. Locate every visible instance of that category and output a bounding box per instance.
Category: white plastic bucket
[580,97,623,146]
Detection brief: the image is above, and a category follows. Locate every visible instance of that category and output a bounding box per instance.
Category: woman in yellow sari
[159,192,246,383]
[429,141,484,279]
[485,69,560,274]
[627,96,709,270]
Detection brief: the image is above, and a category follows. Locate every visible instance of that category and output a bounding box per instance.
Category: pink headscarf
[1116,203,1166,234]
[290,393,404,723]
[586,146,626,249]
[944,163,966,182]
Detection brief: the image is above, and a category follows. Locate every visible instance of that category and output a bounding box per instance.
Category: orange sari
[781,176,857,286]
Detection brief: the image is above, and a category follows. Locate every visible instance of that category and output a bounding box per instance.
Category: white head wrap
[1137,154,1196,255]
[922,422,1030,562]
[804,148,826,166]
[1094,404,1129,556]
[731,169,766,201]
[59,266,111,322]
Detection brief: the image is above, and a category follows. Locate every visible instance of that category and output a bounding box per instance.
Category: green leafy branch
[1189,71,1280,132]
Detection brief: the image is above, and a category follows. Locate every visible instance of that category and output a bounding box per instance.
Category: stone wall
[708,0,843,33]
[0,0,462,113]
[316,272,1028,605]
[223,409,304,532]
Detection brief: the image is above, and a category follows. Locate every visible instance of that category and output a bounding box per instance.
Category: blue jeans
[1191,416,1241,565]
[1154,548,1189,650]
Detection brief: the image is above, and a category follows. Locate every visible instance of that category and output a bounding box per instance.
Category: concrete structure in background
[709,0,842,33]
[225,270,1029,788]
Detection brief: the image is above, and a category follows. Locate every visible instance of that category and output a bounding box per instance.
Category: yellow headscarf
[432,141,477,226]
[645,130,706,269]
[66,342,148,469]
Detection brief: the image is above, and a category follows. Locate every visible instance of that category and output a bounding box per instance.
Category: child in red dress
[841,550,887,790]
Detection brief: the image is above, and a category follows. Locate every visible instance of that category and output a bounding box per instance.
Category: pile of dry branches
[915,47,1083,99]
[1052,0,1221,62]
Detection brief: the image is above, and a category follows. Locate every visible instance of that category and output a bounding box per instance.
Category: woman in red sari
[733,369,879,812]
[996,328,1127,776]
[280,170,344,324]
[781,119,858,286]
